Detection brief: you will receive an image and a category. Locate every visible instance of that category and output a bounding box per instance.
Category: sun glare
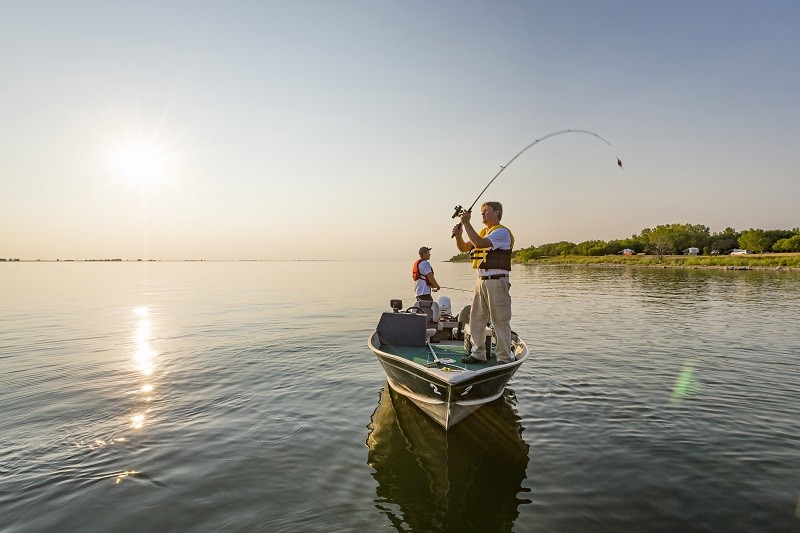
[113,142,166,188]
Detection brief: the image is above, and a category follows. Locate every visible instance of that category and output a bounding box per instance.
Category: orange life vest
[412,259,432,281]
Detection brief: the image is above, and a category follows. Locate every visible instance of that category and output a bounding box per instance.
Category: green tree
[605,239,627,255]
[709,227,739,254]
[513,246,541,262]
[536,241,577,257]
[773,234,800,252]
[761,229,796,250]
[650,227,674,257]
[553,241,577,257]
[640,223,710,256]
[679,223,711,252]
[641,226,675,257]
[575,240,609,256]
[738,229,771,252]
[624,235,647,253]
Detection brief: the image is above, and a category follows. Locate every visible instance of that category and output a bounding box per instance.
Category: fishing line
[452,129,623,231]
[438,286,471,292]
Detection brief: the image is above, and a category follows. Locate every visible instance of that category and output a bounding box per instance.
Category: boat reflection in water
[366,383,530,531]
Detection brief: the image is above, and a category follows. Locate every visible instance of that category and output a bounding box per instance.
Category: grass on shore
[514,253,800,268]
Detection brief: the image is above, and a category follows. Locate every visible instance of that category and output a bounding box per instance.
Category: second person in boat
[412,246,441,301]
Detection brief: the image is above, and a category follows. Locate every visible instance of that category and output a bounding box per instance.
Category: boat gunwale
[367,331,528,385]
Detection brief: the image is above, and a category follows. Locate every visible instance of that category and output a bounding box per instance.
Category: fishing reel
[450,205,467,238]
[451,205,471,220]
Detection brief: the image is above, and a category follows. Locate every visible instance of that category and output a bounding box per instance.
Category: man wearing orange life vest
[452,201,515,364]
[412,246,440,301]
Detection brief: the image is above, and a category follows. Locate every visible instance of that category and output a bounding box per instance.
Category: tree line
[451,224,800,261]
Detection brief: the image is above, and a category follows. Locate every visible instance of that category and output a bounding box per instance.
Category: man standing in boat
[452,201,515,364]
[412,246,440,301]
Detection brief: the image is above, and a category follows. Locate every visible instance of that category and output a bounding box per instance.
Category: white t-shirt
[478,227,512,277]
[414,260,434,296]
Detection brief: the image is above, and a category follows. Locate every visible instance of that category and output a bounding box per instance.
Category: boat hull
[368,331,528,429]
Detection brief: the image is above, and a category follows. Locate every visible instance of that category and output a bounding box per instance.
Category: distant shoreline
[449,253,800,271]
[519,262,800,272]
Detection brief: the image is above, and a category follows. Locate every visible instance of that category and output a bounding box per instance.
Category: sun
[113,142,167,188]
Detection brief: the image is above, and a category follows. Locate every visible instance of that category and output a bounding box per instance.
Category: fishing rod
[451,129,623,234]
[426,343,466,371]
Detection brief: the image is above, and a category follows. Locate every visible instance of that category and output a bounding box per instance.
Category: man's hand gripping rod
[450,205,466,238]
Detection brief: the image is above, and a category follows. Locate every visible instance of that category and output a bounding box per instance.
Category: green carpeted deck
[381,342,499,369]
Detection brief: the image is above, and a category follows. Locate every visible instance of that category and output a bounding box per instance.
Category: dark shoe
[496,357,516,365]
[461,355,487,364]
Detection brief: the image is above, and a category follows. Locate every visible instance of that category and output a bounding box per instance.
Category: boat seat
[411,300,441,324]
[458,305,492,340]
[376,312,427,347]
[411,301,442,341]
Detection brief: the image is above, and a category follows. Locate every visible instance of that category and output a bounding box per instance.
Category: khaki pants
[469,277,513,362]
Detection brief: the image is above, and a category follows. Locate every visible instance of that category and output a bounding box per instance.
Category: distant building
[684,247,700,255]
[622,249,635,256]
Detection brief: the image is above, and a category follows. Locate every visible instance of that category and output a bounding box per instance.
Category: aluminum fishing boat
[367,296,529,429]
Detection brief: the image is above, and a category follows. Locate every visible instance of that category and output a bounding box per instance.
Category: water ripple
[2,262,799,531]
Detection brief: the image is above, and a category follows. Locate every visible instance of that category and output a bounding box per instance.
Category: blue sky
[1,1,798,260]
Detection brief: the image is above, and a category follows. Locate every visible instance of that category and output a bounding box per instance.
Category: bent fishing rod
[451,129,623,235]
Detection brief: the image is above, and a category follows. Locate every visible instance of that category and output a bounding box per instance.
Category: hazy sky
[2,1,798,260]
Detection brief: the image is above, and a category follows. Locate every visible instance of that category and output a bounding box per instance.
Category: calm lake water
[1,261,799,532]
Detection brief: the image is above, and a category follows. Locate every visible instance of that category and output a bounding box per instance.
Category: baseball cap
[419,246,431,255]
